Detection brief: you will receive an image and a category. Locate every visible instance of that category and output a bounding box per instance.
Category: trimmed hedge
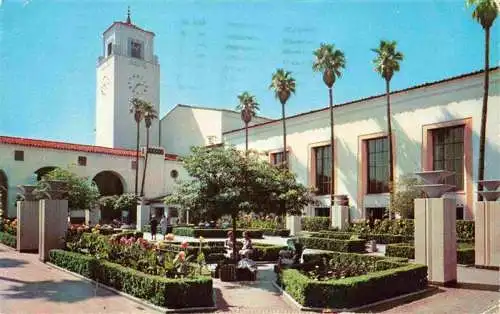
[279,263,428,309]
[385,242,475,265]
[262,229,290,237]
[302,231,410,244]
[0,231,16,248]
[298,237,366,253]
[302,217,331,232]
[173,227,263,239]
[49,249,213,308]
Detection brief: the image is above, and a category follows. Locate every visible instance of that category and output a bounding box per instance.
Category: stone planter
[17,185,38,201]
[46,180,69,200]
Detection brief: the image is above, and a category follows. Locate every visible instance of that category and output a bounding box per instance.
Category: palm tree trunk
[140,127,150,197]
[135,122,140,196]
[245,122,249,155]
[478,27,490,202]
[329,87,335,208]
[386,79,394,220]
[281,102,288,168]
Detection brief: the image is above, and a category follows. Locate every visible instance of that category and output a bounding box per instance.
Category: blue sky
[0,0,498,145]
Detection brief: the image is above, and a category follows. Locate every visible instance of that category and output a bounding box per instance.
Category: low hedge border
[302,231,412,244]
[173,227,263,239]
[298,237,366,253]
[279,263,428,309]
[262,229,290,237]
[0,231,16,248]
[302,251,408,271]
[385,243,475,265]
[49,249,213,308]
[301,217,331,232]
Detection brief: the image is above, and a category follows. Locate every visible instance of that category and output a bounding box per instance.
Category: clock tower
[95,9,160,149]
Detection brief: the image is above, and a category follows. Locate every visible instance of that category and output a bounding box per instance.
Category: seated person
[224,231,236,259]
[239,231,254,259]
[278,239,303,265]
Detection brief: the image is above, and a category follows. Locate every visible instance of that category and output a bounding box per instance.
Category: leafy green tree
[269,69,296,168]
[129,97,148,196]
[235,92,260,154]
[467,0,498,200]
[140,102,158,197]
[165,146,315,261]
[389,175,425,219]
[35,167,100,210]
[313,43,346,207]
[372,40,403,219]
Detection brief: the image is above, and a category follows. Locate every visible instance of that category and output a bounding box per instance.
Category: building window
[367,137,389,194]
[432,125,464,190]
[131,160,137,170]
[270,151,289,166]
[107,42,113,56]
[313,145,331,195]
[366,207,385,220]
[170,169,178,179]
[456,206,464,220]
[14,150,24,161]
[130,40,142,59]
[77,156,87,166]
[315,207,330,217]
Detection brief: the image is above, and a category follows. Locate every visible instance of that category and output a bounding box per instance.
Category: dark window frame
[315,207,330,217]
[14,150,24,161]
[131,160,137,170]
[366,137,389,194]
[107,42,113,56]
[431,125,464,191]
[77,156,87,166]
[313,145,331,196]
[130,40,143,59]
[270,151,289,166]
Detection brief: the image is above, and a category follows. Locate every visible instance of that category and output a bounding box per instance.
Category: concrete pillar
[85,206,100,226]
[39,200,68,262]
[286,215,302,236]
[414,198,457,285]
[136,203,150,232]
[475,201,500,268]
[186,209,190,224]
[331,205,349,230]
[16,201,39,252]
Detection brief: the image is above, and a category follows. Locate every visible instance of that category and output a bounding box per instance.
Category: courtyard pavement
[1,241,499,314]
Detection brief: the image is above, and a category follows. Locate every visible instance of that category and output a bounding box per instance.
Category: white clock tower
[95,9,160,149]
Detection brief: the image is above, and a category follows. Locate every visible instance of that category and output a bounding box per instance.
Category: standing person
[150,215,158,241]
[160,215,168,240]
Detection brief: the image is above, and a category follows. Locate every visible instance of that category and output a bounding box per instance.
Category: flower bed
[173,227,263,239]
[298,237,366,253]
[0,231,16,248]
[278,261,427,309]
[385,242,475,265]
[49,249,213,308]
[0,218,17,236]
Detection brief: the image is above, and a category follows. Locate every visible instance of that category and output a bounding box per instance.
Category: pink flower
[180,240,189,249]
[177,251,186,261]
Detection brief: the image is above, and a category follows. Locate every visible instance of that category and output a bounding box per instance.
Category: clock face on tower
[100,76,110,96]
[128,74,149,96]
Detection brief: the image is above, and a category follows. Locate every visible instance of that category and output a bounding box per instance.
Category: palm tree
[129,97,147,197]
[269,69,296,168]
[312,43,346,207]
[235,91,260,154]
[140,102,158,197]
[467,0,498,200]
[372,40,403,219]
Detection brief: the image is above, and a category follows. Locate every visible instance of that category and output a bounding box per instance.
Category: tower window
[78,156,87,166]
[107,42,113,56]
[14,150,24,161]
[130,40,142,59]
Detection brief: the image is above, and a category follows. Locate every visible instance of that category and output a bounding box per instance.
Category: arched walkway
[34,166,58,181]
[0,170,8,218]
[92,171,125,223]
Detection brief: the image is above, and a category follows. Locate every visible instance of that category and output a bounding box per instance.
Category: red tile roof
[223,67,500,135]
[0,136,179,161]
[104,21,155,36]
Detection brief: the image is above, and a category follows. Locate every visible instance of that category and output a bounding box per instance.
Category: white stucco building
[224,68,500,221]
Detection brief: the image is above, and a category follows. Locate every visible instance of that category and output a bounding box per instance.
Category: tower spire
[126,6,131,24]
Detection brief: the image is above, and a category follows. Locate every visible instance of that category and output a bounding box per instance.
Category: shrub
[389,175,425,219]
[261,229,290,237]
[279,263,427,309]
[173,228,263,239]
[143,224,151,233]
[0,231,16,248]
[386,242,476,265]
[302,217,330,232]
[303,231,407,244]
[252,244,287,261]
[298,237,366,253]
[456,220,474,242]
[49,250,213,308]
[302,251,408,272]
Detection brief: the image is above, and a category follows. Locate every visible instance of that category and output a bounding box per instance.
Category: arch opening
[92,171,126,223]
[34,166,58,181]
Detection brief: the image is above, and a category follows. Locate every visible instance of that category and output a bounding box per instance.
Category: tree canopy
[164,146,316,220]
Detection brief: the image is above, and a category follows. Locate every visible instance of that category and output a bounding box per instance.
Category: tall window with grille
[313,145,331,195]
[432,125,464,190]
[270,151,288,166]
[367,137,389,194]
